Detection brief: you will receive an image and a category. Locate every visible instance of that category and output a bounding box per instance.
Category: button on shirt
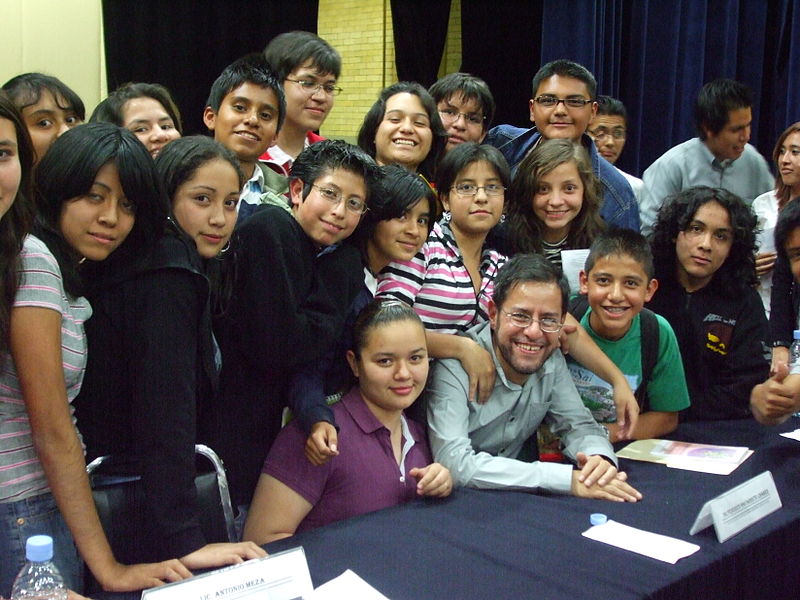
[640,137,773,235]
[263,388,431,533]
[425,321,614,494]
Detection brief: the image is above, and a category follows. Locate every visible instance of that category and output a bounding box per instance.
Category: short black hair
[263,30,341,81]
[352,164,437,260]
[205,54,286,134]
[291,138,381,205]
[650,186,757,295]
[694,79,752,139]
[356,81,448,181]
[429,72,496,131]
[585,227,654,280]
[436,142,510,200]
[2,72,86,120]
[595,95,627,123]
[775,197,800,261]
[531,59,596,99]
[34,122,168,296]
[90,82,183,134]
[493,253,570,315]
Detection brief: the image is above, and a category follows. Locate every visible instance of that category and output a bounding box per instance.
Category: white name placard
[689,470,782,542]
[141,547,313,600]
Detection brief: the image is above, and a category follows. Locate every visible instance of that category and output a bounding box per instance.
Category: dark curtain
[390,0,451,88]
[461,0,800,178]
[460,1,543,129]
[102,0,318,135]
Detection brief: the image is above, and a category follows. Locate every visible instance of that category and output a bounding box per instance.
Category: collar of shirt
[238,165,266,209]
[698,139,735,171]
[342,388,422,444]
[268,135,312,172]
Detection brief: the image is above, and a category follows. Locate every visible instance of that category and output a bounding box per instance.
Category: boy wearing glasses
[588,96,643,202]
[261,31,342,175]
[426,254,642,501]
[485,59,639,231]
[429,72,496,152]
[203,54,289,222]
[206,140,381,528]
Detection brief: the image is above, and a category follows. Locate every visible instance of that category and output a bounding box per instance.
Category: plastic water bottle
[10,535,68,600]
[791,330,800,369]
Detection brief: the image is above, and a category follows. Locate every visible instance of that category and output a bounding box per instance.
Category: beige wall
[0,0,106,114]
[0,0,462,137]
[318,0,462,143]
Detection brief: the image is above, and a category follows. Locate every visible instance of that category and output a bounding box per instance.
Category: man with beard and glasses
[425,254,641,502]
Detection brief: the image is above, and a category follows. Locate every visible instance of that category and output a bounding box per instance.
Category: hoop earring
[219,240,231,254]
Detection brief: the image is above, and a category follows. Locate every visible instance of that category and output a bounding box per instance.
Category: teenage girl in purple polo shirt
[242,299,452,544]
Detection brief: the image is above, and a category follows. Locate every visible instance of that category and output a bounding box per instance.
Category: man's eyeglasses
[438,108,485,126]
[451,183,505,197]
[286,79,343,96]
[502,311,563,333]
[588,126,626,140]
[534,96,593,109]
[311,184,368,214]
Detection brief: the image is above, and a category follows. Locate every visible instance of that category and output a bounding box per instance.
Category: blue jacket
[485,124,640,232]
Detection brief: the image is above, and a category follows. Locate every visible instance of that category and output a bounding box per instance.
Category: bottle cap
[590,513,608,526]
[793,329,800,340]
[25,535,54,562]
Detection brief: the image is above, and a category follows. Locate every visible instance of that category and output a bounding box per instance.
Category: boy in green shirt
[568,227,690,441]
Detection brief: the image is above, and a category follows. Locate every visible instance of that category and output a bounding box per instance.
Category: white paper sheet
[582,520,700,564]
[779,428,800,441]
[307,570,390,600]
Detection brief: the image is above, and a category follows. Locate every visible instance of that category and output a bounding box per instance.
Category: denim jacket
[485,124,640,232]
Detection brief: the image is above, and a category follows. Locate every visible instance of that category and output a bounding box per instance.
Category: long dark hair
[0,92,34,354]
[650,186,758,296]
[155,136,244,314]
[773,122,800,209]
[34,123,168,296]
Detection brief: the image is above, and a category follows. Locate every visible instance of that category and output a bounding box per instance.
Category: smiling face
[437,93,486,151]
[674,200,733,292]
[580,254,658,341]
[703,106,751,161]
[443,160,504,240]
[0,118,22,221]
[368,198,431,273]
[532,160,584,242]
[283,60,336,134]
[347,318,429,422]
[529,75,596,142]
[374,92,433,171]
[171,158,240,259]
[777,131,800,196]
[291,167,366,247]
[21,89,82,163]
[122,96,181,158]
[489,281,563,385]
[59,162,135,261]
[203,83,279,167]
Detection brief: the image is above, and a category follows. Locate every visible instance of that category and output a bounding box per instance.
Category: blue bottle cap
[26,535,54,562]
[590,513,608,526]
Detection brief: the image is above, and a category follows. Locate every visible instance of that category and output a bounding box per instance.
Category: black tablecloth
[95,418,800,599]
[263,418,800,600]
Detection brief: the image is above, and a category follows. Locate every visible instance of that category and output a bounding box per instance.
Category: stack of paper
[616,439,752,475]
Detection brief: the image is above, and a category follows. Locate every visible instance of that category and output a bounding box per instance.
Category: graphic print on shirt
[703,313,735,356]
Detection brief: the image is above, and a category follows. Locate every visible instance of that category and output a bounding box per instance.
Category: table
[263,419,800,600]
